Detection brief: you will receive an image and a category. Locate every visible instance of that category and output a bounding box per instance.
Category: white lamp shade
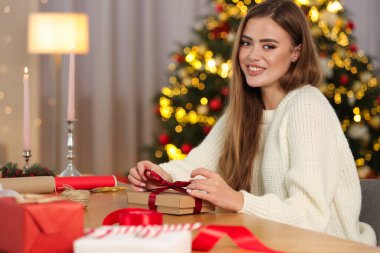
[28,13,89,54]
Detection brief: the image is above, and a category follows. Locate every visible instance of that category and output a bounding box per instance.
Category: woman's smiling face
[239,17,300,90]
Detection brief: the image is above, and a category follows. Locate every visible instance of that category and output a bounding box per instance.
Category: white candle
[67,46,76,121]
[23,67,31,151]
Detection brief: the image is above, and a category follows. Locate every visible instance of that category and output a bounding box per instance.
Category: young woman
[128,0,376,246]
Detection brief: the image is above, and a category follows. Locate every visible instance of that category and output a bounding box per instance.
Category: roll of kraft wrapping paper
[0,176,55,193]
[0,175,117,194]
[55,175,117,191]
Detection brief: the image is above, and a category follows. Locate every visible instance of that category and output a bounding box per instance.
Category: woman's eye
[240,40,251,47]
[263,45,276,50]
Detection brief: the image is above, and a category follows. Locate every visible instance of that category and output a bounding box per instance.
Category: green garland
[0,162,55,178]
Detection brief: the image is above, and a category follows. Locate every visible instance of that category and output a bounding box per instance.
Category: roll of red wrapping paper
[55,175,117,191]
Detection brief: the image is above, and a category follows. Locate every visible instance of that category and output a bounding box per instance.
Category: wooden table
[85,189,380,253]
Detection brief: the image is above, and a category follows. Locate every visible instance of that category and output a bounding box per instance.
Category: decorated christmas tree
[148,0,380,178]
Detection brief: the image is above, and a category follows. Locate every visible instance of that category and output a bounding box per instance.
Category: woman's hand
[186,168,244,212]
[128,160,173,192]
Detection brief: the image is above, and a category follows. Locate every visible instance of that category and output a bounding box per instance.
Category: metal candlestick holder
[59,120,80,176]
[22,150,31,170]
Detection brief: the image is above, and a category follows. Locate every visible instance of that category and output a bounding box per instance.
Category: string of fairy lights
[154,0,380,174]
[307,0,380,168]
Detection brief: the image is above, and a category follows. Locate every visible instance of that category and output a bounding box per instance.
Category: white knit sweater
[160,85,376,246]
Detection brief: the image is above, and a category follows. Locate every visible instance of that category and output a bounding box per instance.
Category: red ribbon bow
[144,170,202,214]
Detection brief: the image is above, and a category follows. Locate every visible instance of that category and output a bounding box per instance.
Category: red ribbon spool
[102,208,163,226]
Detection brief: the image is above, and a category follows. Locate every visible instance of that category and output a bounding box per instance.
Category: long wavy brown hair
[219,0,322,191]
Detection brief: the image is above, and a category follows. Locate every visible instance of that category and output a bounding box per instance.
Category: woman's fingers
[186,188,213,202]
[128,161,174,193]
[130,184,145,192]
[128,170,146,187]
[136,160,154,180]
[188,168,221,192]
[187,178,211,192]
[186,168,244,211]
[190,168,216,179]
[129,167,143,181]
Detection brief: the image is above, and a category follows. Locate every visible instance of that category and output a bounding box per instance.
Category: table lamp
[28,13,89,176]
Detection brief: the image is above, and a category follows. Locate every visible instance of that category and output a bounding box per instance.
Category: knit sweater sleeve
[240,88,344,232]
[159,114,226,181]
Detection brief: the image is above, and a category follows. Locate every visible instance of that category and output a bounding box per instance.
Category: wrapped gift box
[127,190,214,215]
[74,226,191,253]
[0,197,83,253]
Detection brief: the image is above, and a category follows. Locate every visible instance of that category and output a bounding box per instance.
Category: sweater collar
[262,84,311,124]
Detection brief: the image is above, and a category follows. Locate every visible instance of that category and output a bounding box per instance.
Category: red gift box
[0,197,83,253]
